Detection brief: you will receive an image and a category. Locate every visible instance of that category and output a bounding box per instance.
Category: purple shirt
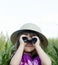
[20,53,41,65]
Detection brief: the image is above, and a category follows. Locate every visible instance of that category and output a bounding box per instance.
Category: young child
[10,23,51,65]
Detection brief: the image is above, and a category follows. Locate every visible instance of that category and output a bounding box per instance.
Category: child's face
[20,32,37,53]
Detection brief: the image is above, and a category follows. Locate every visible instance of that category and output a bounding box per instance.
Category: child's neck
[23,50,38,58]
[24,52,32,56]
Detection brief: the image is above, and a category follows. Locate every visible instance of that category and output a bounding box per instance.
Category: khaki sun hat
[10,23,48,49]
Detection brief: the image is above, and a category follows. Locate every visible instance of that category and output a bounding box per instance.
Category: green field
[0,34,58,65]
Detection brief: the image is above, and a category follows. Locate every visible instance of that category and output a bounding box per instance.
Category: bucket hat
[10,23,48,49]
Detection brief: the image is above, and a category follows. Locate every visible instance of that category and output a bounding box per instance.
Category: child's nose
[28,37,32,40]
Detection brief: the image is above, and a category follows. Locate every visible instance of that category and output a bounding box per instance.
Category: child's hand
[32,36,40,47]
[19,35,27,47]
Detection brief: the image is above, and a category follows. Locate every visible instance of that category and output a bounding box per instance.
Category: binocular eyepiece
[22,37,37,44]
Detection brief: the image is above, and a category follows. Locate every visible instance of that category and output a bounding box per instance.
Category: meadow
[0,34,58,65]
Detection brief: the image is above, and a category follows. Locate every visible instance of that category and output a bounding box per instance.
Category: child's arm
[33,36,52,65]
[10,35,27,65]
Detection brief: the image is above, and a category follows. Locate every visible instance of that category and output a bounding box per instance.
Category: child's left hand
[32,36,41,47]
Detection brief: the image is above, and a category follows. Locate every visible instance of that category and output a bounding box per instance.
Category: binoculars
[22,37,37,44]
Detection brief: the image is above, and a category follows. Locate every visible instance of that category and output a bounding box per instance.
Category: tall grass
[0,34,13,65]
[0,34,58,65]
[45,38,58,65]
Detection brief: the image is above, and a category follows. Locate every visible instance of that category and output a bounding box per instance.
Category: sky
[0,0,58,38]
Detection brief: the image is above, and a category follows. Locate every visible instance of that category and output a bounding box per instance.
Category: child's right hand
[19,35,27,47]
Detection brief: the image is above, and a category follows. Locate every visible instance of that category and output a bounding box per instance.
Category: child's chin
[24,50,32,53]
[24,49,35,53]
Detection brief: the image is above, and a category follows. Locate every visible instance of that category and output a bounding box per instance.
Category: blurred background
[0,0,58,65]
[0,0,58,38]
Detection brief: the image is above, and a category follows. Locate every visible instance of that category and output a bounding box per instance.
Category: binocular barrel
[22,37,37,44]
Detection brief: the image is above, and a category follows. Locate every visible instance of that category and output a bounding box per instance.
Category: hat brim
[10,29,48,49]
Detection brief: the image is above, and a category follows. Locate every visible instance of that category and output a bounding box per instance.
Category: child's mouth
[26,44,33,47]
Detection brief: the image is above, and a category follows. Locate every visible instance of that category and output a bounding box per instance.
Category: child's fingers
[19,35,27,45]
[32,36,40,44]
[20,35,27,38]
[32,36,40,41]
